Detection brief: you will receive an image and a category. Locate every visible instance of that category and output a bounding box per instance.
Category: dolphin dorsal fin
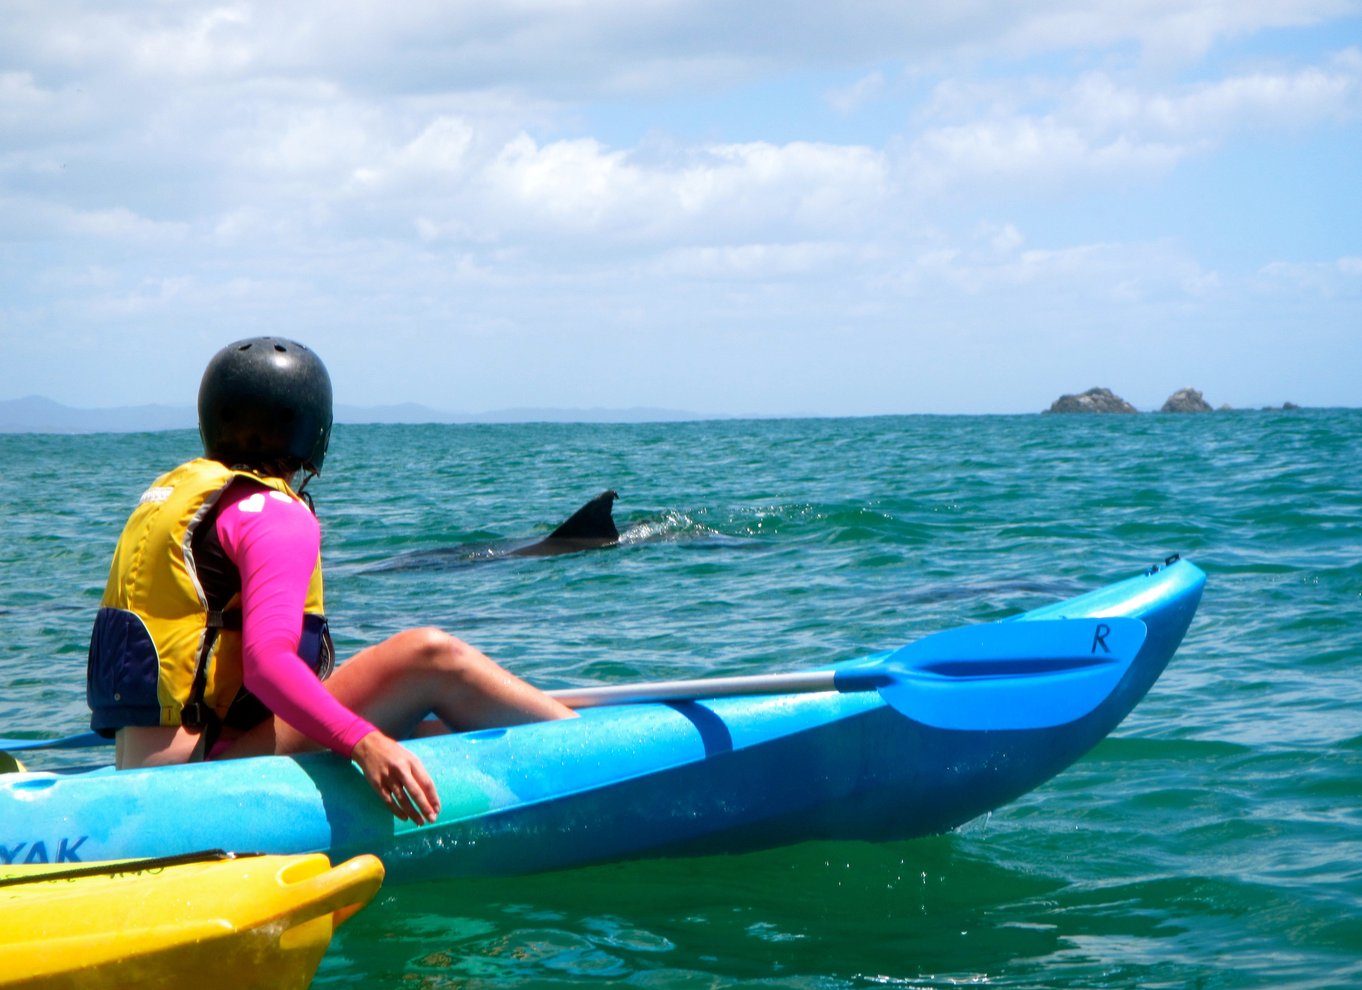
[548,490,619,541]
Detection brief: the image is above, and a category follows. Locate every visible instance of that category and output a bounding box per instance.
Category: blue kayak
[0,558,1204,882]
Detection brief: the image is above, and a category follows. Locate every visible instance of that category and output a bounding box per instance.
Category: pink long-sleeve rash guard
[214,483,376,757]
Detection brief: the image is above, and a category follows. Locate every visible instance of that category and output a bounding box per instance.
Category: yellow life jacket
[87,458,331,735]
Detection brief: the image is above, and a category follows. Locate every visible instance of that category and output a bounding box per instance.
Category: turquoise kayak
[0,557,1204,882]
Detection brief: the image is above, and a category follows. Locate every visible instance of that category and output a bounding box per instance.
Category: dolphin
[370,490,622,571]
[510,489,620,557]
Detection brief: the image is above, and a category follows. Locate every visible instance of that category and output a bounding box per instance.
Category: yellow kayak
[0,850,384,990]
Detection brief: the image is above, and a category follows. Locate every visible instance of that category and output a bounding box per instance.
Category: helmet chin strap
[296,470,318,514]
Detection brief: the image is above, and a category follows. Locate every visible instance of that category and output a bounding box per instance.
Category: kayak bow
[0,852,383,990]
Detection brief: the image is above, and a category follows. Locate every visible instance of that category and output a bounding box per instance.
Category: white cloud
[244,104,378,176]
[65,206,189,242]
[0,70,47,120]
[905,115,1189,191]
[826,71,887,114]
[390,116,477,177]
[892,226,1222,306]
[125,4,257,77]
[998,0,1353,63]
[0,199,190,243]
[649,241,871,280]
[986,222,1025,254]
[1260,256,1362,295]
[383,135,894,252]
[903,50,1362,191]
[4,2,1353,94]
[1116,49,1362,134]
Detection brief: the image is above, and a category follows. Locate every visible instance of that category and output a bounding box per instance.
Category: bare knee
[400,627,484,680]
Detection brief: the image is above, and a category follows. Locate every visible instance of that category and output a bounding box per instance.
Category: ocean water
[1,410,1359,989]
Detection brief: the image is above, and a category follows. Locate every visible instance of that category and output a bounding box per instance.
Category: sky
[2,1,1360,417]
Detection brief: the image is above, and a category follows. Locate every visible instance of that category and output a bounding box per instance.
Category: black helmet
[198,337,333,475]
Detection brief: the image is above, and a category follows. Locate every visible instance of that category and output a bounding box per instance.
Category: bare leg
[116,725,202,768]
[224,627,575,758]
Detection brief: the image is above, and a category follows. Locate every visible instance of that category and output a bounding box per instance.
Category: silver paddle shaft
[547,669,844,708]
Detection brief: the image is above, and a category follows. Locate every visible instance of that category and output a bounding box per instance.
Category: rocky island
[1044,387,1138,414]
[1160,388,1213,413]
[1046,386,1307,414]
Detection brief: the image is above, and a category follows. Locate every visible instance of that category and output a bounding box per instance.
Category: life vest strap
[205,609,243,631]
[182,608,242,760]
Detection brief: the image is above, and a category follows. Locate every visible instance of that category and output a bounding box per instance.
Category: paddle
[547,616,1147,731]
[1,617,1146,751]
[0,730,112,753]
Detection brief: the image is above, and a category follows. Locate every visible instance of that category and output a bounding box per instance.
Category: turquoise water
[2,411,1359,988]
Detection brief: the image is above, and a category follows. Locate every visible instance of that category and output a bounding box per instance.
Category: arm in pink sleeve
[215,485,376,757]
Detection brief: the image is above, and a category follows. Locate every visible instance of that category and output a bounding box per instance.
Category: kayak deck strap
[0,849,249,888]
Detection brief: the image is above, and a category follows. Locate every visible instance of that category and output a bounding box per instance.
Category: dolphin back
[512,490,620,556]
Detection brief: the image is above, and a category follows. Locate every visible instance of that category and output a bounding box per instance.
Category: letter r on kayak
[1091,622,1111,654]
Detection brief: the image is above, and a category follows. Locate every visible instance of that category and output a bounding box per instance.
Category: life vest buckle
[180,701,215,728]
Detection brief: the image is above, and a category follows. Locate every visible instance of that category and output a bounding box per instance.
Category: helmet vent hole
[274,343,286,352]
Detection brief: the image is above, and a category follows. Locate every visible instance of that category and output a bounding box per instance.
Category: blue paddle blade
[836,617,1147,731]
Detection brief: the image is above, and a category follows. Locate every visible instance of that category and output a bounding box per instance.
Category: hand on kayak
[350,731,441,825]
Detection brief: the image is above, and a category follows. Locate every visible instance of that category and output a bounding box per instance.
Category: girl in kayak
[86,337,575,825]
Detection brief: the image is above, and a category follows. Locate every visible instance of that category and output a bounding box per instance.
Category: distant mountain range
[0,395,725,434]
